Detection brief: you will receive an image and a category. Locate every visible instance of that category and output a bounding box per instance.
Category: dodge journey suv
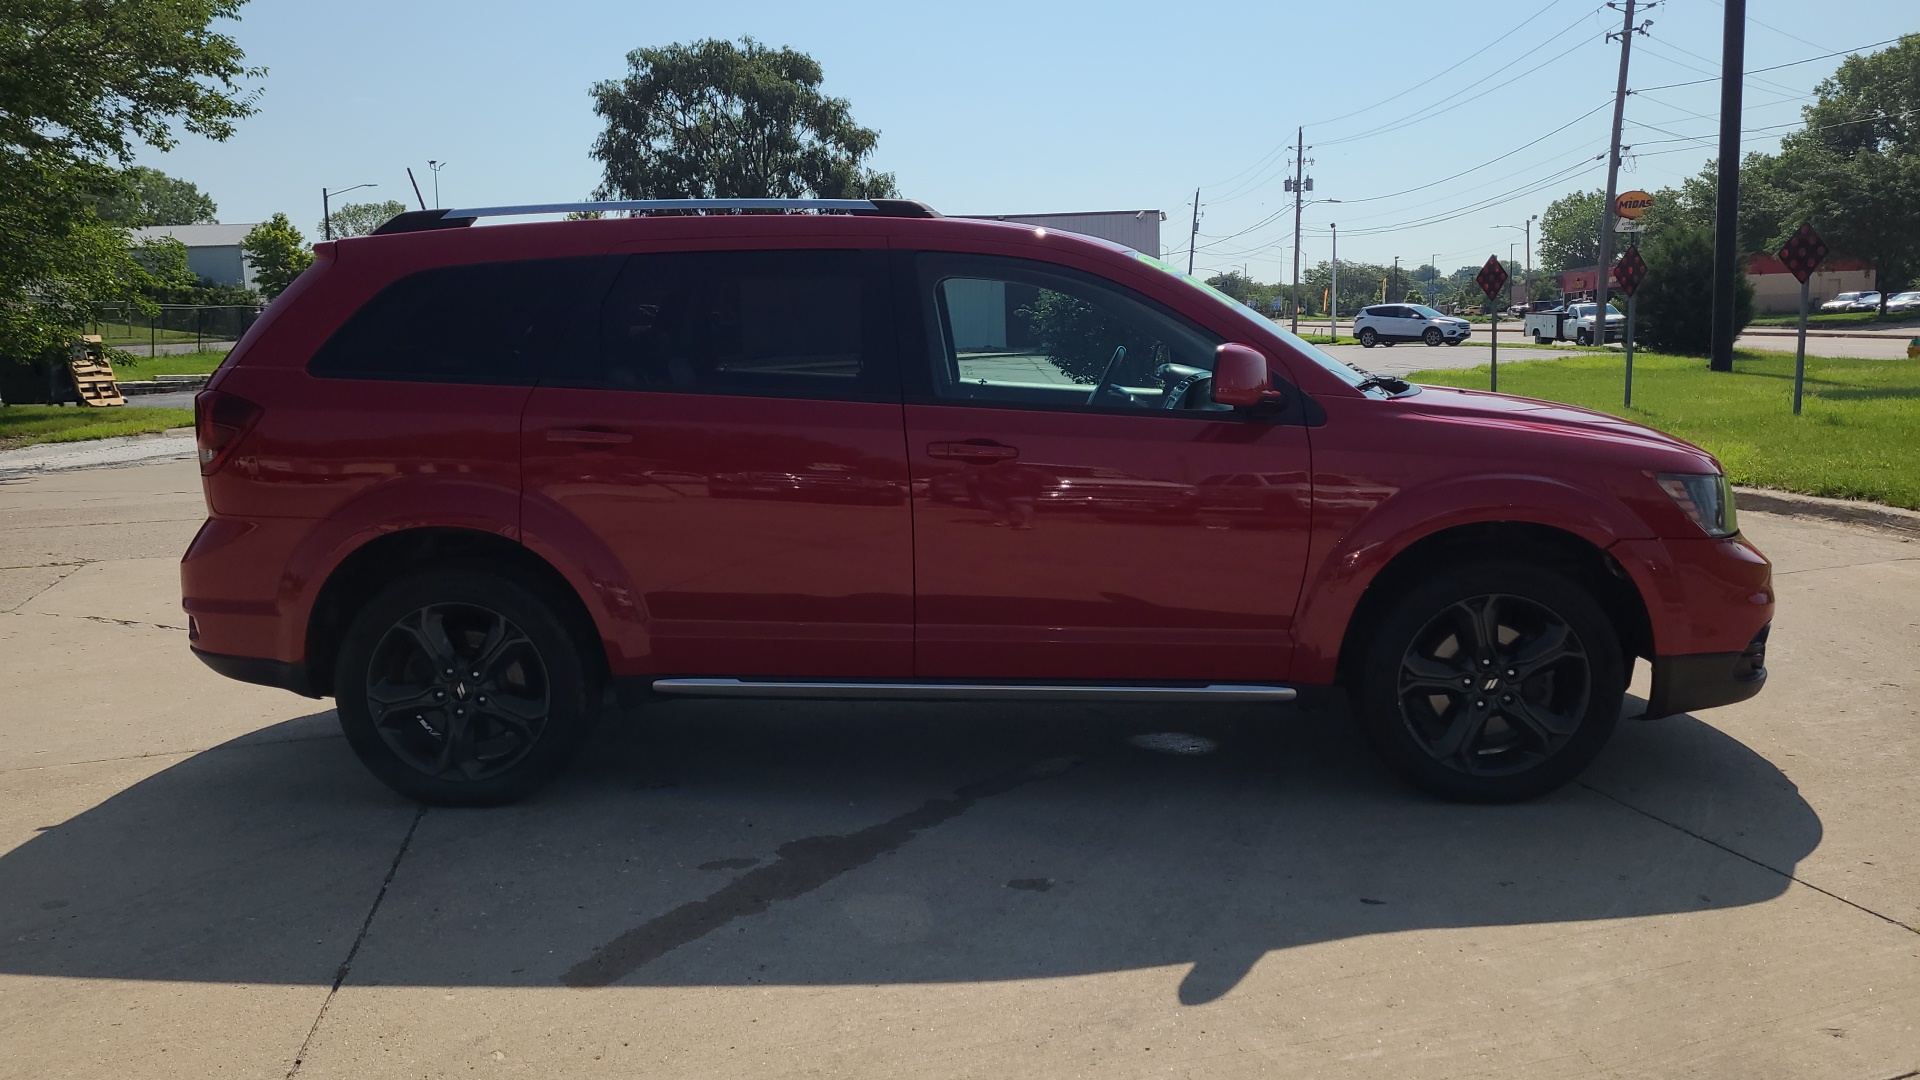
[184,198,1772,806]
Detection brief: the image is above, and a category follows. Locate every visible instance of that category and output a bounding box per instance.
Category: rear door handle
[927,441,1019,462]
[546,428,633,445]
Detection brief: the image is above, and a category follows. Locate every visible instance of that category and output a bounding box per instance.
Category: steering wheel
[1087,345,1127,405]
[1156,363,1211,409]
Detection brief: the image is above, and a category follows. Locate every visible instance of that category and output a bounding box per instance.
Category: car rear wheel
[335,568,601,806]
[1358,327,1378,348]
[1423,327,1443,346]
[1347,562,1624,802]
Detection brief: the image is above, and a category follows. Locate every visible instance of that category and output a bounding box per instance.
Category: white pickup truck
[1523,301,1625,345]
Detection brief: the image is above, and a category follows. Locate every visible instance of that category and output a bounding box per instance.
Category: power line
[1632,35,1905,94]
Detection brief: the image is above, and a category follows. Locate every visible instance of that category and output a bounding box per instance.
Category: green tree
[321,199,410,239]
[1536,189,1605,273]
[95,166,219,226]
[242,214,313,299]
[1634,224,1753,355]
[589,37,897,200]
[0,0,258,375]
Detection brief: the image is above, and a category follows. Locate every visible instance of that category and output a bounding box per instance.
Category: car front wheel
[1348,562,1624,802]
[1423,327,1443,346]
[335,568,601,806]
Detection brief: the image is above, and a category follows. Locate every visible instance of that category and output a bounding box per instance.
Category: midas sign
[1616,190,1654,219]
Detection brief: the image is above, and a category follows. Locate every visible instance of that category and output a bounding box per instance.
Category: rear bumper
[192,647,321,698]
[1644,625,1769,719]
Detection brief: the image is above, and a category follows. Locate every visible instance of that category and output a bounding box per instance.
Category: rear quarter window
[307,257,599,384]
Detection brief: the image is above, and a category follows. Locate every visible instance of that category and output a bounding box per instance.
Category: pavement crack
[287,804,427,1078]
[563,756,1079,988]
[1580,781,1919,937]
[18,611,187,632]
[1777,557,1920,576]
[3,565,82,614]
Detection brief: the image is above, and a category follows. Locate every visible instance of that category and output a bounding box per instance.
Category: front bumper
[1644,625,1769,719]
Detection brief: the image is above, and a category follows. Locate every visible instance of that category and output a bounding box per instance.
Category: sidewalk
[0,428,196,479]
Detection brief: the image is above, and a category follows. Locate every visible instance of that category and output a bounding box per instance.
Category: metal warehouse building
[962,210,1165,257]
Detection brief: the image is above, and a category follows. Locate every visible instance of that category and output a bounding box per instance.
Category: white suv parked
[1353,304,1473,348]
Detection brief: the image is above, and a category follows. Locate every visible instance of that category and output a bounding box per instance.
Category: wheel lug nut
[433,690,445,700]
[1474,699,1486,708]
[444,668,454,676]
[1480,659,1492,667]
[470,671,481,679]
[477,695,488,705]
[1505,669,1516,678]
[1502,694,1514,703]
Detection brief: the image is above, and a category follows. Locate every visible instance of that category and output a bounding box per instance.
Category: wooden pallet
[69,336,125,407]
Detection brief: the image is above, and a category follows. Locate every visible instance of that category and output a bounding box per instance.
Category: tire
[1347,562,1624,802]
[1533,331,1547,345]
[1423,327,1443,346]
[1576,329,1591,346]
[334,567,602,806]
[1358,327,1378,348]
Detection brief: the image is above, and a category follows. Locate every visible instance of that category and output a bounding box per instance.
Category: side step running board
[649,679,1296,703]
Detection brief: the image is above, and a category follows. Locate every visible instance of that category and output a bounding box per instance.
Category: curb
[1735,486,1920,539]
[1741,327,1920,340]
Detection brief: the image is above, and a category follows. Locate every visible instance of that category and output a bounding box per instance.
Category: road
[1,459,1916,1079]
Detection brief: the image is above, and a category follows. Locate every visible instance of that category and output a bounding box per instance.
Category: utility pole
[1391,255,1400,303]
[1596,0,1651,340]
[1186,188,1200,276]
[1429,253,1439,305]
[1288,127,1310,333]
[1710,0,1745,371]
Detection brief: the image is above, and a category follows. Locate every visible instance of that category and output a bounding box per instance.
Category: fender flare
[1289,473,1652,683]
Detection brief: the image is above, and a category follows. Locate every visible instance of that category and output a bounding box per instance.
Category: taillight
[194,389,262,476]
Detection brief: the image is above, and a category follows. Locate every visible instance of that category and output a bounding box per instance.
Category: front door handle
[546,428,633,445]
[927,440,1019,463]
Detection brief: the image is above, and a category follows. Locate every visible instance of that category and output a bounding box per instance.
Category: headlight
[1657,473,1739,537]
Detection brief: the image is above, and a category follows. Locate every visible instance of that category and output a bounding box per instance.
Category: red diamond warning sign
[1776,222,1828,284]
[1475,255,1509,303]
[1612,247,1648,297]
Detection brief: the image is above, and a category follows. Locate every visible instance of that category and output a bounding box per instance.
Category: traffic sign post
[1776,223,1829,415]
[1612,246,1648,407]
[1476,255,1510,391]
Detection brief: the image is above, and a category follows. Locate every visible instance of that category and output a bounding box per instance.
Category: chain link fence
[88,304,262,356]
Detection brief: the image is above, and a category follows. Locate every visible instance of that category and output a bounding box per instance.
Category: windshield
[1408,305,1447,319]
[1129,251,1373,390]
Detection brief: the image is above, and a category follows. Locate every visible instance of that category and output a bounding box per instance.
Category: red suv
[183,198,1772,806]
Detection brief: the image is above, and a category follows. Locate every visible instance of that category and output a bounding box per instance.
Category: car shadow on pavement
[0,698,1819,1004]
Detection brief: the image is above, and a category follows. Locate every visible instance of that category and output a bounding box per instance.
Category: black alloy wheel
[363,603,549,782]
[1395,594,1587,777]
[1423,327,1443,346]
[1349,562,1623,802]
[336,568,600,805]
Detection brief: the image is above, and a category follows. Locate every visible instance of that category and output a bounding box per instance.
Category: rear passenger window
[590,249,890,400]
[308,258,597,384]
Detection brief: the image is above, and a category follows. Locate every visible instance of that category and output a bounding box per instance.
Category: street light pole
[427,160,448,210]
[321,183,377,241]
[1330,224,1339,340]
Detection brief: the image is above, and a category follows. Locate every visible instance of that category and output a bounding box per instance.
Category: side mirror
[1212,343,1285,408]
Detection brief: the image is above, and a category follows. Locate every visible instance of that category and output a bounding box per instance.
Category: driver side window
[916,254,1223,412]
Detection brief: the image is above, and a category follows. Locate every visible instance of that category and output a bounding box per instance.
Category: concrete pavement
[1,458,1916,1078]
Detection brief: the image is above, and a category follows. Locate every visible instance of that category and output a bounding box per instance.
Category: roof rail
[369,198,939,236]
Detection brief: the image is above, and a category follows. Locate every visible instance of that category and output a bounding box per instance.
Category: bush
[1633,223,1753,355]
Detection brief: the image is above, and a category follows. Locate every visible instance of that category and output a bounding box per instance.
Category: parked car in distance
[1507,299,1559,318]
[1819,290,1881,313]
[1352,304,1473,347]
[1882,290,1920,314]
[184,198,1773,808]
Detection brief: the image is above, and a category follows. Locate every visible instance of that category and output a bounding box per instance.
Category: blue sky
[134,0,1916,281]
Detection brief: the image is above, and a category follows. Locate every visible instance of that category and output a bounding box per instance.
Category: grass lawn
[1407,348,1920,509]
[0,405,194,450]
[1748,311,1920,329]
[111,349,228,379]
